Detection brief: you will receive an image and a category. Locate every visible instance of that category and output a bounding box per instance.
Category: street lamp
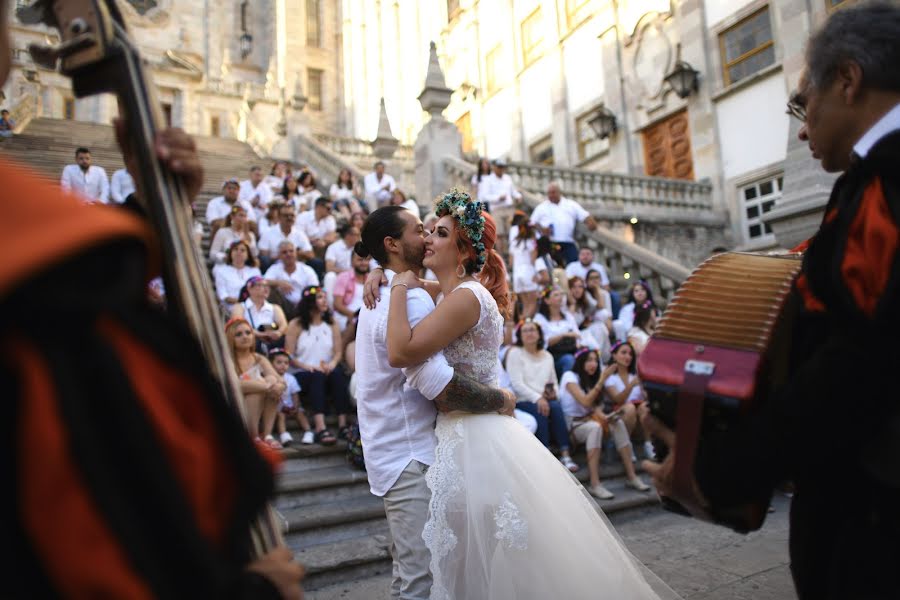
[588,104,617,140]
[239,32,253,60]
[664,44,700,99]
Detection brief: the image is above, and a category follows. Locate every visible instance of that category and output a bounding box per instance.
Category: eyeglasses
[786,92,807,123]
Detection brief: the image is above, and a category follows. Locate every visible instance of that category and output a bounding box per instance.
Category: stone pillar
[414,41,462,203]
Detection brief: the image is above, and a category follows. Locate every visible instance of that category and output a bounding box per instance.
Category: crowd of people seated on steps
[60,145,665,485]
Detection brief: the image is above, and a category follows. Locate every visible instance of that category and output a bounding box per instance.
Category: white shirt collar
[853,102,900,159]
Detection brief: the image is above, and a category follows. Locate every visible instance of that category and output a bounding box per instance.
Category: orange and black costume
[693,133,900,599]
[0,160,280,598]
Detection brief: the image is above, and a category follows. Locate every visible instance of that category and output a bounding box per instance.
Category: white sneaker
[626,476,651,492]
[589,484,615,500]
[643,441,656,460]
[301,430,315,445]
[280,431,293,445]
[560,455,579,473]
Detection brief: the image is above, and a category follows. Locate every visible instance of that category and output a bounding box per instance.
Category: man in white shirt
[264,240,319,308]
[297,197,338,255]
[355,205,515,599]
[530,181,598,265]
[60,147,109,203]
[110,168,135,204]
[205,178,256,239]
[239,165,273,221]
[480,159,522,210]
[324,224,359,273]
[258,204,314,265]
[363,160,397,207]
[565,247,610,288]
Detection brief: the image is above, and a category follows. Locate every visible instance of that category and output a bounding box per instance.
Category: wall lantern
[588,105,618,140]
[240,32,253,59]
[664,44,700,99]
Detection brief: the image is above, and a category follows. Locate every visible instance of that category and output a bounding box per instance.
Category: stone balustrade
[9,92,37,133]
[295,133,367,191]
[443,156,690,304]
[313,132,415,164]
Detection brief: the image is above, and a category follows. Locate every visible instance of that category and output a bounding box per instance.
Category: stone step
[296,536,393,592]
[283,495,385,535]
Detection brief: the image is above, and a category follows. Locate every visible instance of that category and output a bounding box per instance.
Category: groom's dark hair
[355,205,408,266]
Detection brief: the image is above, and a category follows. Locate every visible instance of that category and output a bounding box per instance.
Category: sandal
[338,425,352,441]
[263,435,283,450]
[315,429,337,446]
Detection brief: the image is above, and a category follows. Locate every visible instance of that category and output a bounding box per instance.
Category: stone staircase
[278,421,660,594]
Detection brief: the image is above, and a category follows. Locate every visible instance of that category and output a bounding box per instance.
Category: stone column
[414,41,462,202]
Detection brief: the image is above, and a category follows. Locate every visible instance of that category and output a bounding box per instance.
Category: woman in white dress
[508,220,539,318]
[386,191,677,600]
[208,204,258,264]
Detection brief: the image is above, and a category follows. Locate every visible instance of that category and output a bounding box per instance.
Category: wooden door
[642,110,694,180]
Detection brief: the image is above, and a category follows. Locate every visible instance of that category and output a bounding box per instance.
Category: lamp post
[664,44,700,99]
[588,105,618,140]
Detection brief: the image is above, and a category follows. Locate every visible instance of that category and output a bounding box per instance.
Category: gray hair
[277,240,296,251]
[547,180,563,193]
[806,1,900,92]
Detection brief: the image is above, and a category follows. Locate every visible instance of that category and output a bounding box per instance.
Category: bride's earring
[456,262,467,278]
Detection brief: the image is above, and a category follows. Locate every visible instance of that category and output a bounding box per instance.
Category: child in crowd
[269,349,314,446]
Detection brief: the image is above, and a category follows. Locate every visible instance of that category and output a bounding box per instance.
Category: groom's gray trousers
[383,459,432,600]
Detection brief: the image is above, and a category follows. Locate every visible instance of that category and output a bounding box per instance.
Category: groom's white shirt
[355,269,454,496]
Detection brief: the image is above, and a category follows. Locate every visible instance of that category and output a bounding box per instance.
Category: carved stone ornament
[118,0,171,27]
[628,16,674,106]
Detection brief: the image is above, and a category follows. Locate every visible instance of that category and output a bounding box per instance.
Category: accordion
[637,252,803,532]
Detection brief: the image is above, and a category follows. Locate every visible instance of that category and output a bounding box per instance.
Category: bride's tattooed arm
[433,373,516,414]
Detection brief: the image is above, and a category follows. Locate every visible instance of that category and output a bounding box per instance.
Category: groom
[354,206,515,599]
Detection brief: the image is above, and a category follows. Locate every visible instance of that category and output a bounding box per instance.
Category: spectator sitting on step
[296,170,323,211]
[238,165,273,221]
[276,173,302,212]
[560,349,649,500]
[269,348,314,447]
[297,196,338,258]
[585,269,614,356]
[264,161,288,196]
[509,219,540,318]
[390,189,419,215]
[226,317,285,450]
[0,108,15,138]
[330,168,364,219]
[205,177,256,239]
[506,318,579,472]
[258,202,314,268]
[626,303,656,356]
[214,240,262,310]
[325,223,359,274]
[264,240,319,318]
[534,286,582,379]
[257,199,283,238]
[480,158,522,211]
[613,280,655,342]
[530,181,598,265]
[349,210,366,232]
[603,341,654,460]
[209,204,258,264]
[470,157,492,203]
[284,285,352,446]
[331,251,369,331]
[363,160,396,207]
[230,276,288,351]
[497,352,539,435]
[109,167,135,204]
[565,246,620,317]
[567,276,608,357]
[60,146,109,204]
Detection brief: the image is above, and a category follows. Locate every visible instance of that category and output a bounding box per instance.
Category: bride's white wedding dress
[422,281,678,599]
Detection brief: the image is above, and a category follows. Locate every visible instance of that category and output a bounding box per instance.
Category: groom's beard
[400,240,425,271]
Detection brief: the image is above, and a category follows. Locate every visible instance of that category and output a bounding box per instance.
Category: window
[521,7,544,67]
[529,135,554,165]
[306,0,321,47]
[210,116,220,137]
[162,102,173,127]
[485,45,502,96]
[307,68,324,111]
[565,0,592,30]
[455,112,474,154]
[740,174,781,242]
[719,7,775,86]
[63,98,75,120]
[575,109,605,161]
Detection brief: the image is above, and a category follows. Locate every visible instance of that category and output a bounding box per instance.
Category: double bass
[17,0,284,555]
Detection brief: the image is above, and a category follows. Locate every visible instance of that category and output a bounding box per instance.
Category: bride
[386,190,678,599]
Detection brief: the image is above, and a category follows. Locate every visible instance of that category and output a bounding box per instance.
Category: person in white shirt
[565,247,610,288]
[389,189,420,215]
[354,206,515,599]
[508,220,540,318]
[325,224,359,274]
[530,181,598,265]
[263,161,289,196]
[205,178,256,238]
[213,240,262,309]
[329,167,363,218]
[296,170,323,210]
[363,160,396,207]
[264,241,319,308]
[239,166,273,221]
[297,197,338,255]
[258,204,314,264]
[208,204,258,264]
[480,159,522,210]
[469,158,493,202]
[603,341,654,460]
[60,147,109,203]
[109,168,135,204]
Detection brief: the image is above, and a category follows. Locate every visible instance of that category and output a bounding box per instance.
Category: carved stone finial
[417,41,452,119]
[292,73,307,110]
[372,97,399,159]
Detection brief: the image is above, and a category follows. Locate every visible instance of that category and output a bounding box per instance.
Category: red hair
[457,211,511,318]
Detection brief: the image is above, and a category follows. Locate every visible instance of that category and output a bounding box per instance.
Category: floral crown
[434,189,487,272]
[302,286,320,297]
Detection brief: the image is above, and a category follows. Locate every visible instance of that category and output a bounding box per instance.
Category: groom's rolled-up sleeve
[401,290,453,401]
